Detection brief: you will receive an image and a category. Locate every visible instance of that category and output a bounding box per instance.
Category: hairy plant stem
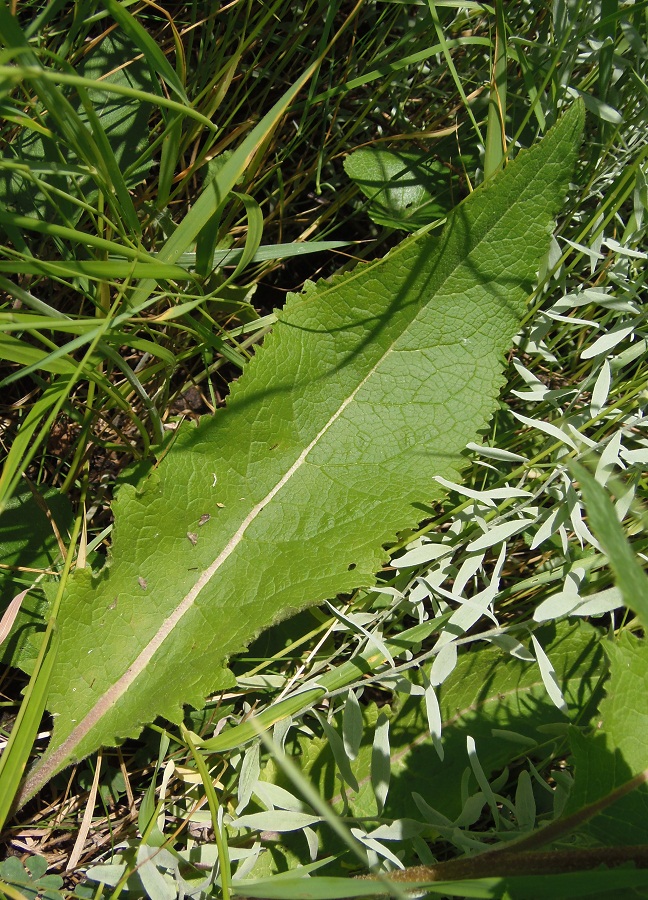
[382,846,648,883]
[372,767,648,884]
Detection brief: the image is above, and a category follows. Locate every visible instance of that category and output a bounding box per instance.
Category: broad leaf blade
[344,147,455,230]
[20,102,584,801]
[565,633,648,845]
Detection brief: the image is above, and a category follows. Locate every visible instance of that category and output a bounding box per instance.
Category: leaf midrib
[28,129,561,794]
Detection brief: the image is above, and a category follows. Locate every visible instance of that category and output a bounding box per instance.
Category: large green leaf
[564,633,648,845]
[554,466,648,846]
[18,102,584,802]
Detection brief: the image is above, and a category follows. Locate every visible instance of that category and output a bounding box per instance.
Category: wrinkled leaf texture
[566,634,648,845]
[21,102,584,801]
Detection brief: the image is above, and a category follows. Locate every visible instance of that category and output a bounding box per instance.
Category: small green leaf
[344,148,454,230]
[315,711,360,794]
[0,856,64,900]
[343,690,363,761]
[371,714,391,814]
[235,811,323,832]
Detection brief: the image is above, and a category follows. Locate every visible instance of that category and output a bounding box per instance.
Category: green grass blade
[147,62,326,268]
[0,626,59,831]
[0,259,194,281]
[103,0,188,103]
[73,81,141,236]
[128,1,365,306]
[0,483,88,827]
[425,2,485,147]
[0,209,149,259]
[174,240,350,269]
[569,461,648,629]
[0,331,81,374]
[306,36,490,105]
[0,64,218,135]
[182,729,232,900]
[0,12,137,233]
[484,0,507,179]
[228,191,264,281]
[156,113,184,210]
[0,379,71,514]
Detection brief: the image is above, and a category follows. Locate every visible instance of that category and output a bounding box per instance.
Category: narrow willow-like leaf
[265,622,602,830]
[19,102,584,803]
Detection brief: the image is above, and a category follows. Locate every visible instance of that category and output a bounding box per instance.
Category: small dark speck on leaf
[187,532,198,546]
[348,563,357,570]
[198,514,211,526]
[138,577,147,590]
